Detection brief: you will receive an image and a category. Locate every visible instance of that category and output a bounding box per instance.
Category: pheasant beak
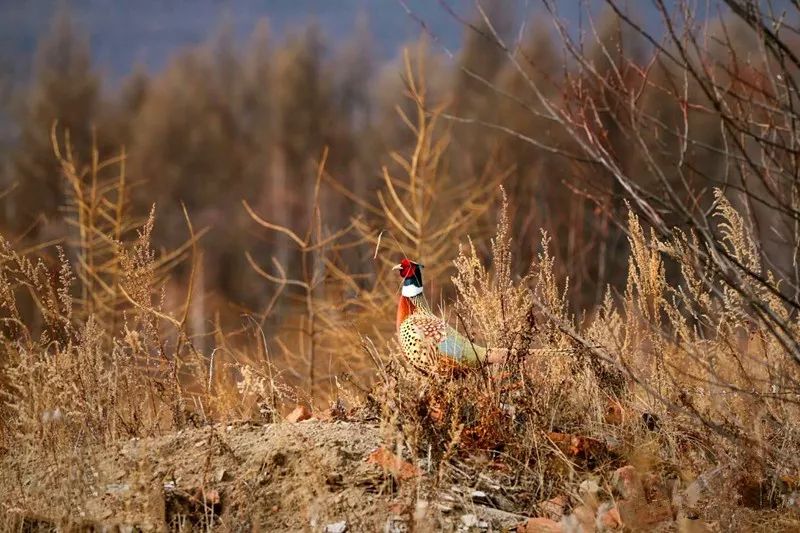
[391,264,402,271]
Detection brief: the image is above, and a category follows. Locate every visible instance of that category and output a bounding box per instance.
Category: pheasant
[392,258,503,370]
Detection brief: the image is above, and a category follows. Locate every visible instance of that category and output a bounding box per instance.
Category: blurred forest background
[0,1,795,351]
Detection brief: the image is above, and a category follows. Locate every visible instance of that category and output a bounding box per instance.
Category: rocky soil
[2,416,798,532]
[2,418,529,531]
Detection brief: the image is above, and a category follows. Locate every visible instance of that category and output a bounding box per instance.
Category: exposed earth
[1,418,532,531]
[1,416,797,532]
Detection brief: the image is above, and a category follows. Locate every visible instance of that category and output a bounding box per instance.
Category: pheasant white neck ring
[402,284,423,297]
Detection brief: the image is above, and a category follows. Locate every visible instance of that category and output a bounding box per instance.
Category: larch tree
[11,9,99,236]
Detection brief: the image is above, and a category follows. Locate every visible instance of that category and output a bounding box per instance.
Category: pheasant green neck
[409,294,430,311]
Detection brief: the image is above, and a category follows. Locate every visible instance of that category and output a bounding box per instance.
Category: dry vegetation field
[1,1,800,531]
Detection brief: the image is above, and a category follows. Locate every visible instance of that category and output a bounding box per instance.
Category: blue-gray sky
[0,0,655,81]
[2,1,795,84]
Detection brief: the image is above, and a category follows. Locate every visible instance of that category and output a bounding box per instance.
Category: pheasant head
[392,258,424,298]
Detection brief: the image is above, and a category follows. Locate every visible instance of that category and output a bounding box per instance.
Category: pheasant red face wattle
[398,258,415,279]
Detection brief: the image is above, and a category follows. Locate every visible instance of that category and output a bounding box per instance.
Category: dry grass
[365,192,800,529]
[1,66,799,532]
[0,131,294,528]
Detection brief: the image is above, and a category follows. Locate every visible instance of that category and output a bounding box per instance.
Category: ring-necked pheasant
[392,258,504,370]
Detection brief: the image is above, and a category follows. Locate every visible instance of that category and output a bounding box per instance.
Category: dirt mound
[2,421,393,530]
[1,420,527,532]
[4,419,797,532]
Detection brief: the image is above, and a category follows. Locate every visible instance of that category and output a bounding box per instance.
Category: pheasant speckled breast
[399,312,446,366]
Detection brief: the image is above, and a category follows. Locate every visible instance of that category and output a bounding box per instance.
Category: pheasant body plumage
[399,311,486,367]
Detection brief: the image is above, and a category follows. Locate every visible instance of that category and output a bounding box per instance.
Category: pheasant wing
[438,324,486,364]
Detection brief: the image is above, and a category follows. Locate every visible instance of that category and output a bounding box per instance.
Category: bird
[392,258,503,370]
